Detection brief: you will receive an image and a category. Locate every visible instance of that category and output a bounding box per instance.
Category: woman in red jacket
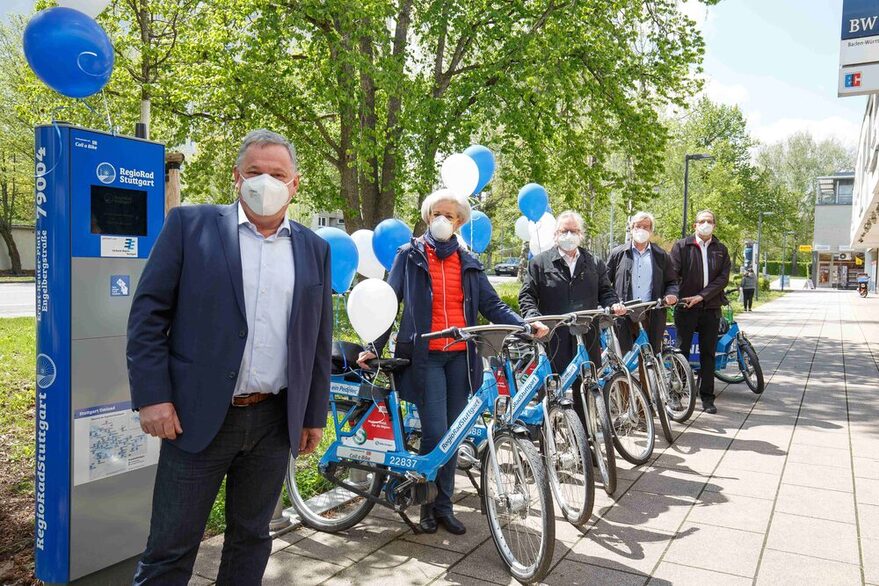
[358,190,547,535]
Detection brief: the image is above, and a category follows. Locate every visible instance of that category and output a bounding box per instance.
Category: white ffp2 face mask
[429,216,454,241]
[632,228,651,244]
[556,231,581,252]
[696,222,714,237]
[239,174,293,216]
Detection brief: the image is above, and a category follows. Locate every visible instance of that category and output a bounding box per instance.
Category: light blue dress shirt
[234,203,295,396]
[631,243,653,302]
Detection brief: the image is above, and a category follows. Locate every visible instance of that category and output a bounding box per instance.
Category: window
[318,216,327,227]
[837,180,853,205]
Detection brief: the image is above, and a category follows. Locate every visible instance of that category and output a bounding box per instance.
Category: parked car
[493,258,519,276]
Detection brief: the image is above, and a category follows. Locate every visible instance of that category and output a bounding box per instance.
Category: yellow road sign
[798,244,813,253]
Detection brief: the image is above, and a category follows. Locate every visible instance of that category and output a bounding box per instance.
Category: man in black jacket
[519,210,625,425]
[606,211,679,355]
[669,209,731,414]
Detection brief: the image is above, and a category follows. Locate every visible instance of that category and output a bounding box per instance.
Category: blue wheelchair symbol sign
[110,275,130,297]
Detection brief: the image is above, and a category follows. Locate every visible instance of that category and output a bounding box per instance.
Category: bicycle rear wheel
[481,429,555,584]
[605,372,655,465]
[738,339,765,394]
[585,384,617,495]
[662,349,696,423]
[543,406,594,527]
[286,456,385,532]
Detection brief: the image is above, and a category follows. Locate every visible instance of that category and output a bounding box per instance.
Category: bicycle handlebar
[420,323,528,341]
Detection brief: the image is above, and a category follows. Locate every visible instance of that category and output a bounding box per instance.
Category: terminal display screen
[90,185,148,236]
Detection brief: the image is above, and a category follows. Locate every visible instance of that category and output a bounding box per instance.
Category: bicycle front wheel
[605,372,655,465]
[543,406,594,527]
[738,339,765,394]
[662,349,696,423]
[585,384,617,495]
[481,429,555,584]
[286,456,385,532]
[715,339,746,383]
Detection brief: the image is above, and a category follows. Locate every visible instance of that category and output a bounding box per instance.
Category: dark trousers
[548,327,601,429]
[742,288,755,310]
[674,307,721,403]
[419,351,469,517]
[132,394,290,586]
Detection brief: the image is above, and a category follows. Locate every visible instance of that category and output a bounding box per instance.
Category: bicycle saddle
[365,357,411,373]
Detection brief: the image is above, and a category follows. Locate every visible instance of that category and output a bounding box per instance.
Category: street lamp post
[781,230,796,291]
[681,153,715,238]
[755,210,774,300]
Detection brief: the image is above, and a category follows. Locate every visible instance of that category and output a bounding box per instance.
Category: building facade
[851,94,879,291]
[812,172,866,289]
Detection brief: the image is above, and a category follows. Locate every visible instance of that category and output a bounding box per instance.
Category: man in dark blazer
[127,129,332,585]
[669,209,731,414]
[606,211,679,355]
[519,210,625,426]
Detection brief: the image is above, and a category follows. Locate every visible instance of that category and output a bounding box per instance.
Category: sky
[684,0,865,148]
[3,0,868,149]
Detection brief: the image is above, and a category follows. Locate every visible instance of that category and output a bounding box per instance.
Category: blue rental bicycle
[287,324,556,584]
[666,294,764,395]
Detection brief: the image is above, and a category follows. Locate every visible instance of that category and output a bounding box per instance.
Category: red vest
[425,245,467,351]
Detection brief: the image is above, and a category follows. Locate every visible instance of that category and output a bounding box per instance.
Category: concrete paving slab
[775,483,857,524]
[687,491,774,533]
[705,465,781,500]
[648,562,752,586]
[568,519,675,574]
[663,522,764,577]
[782,461,854,493]
[283,516,409,568]
[262,550,347,586]
[856,476,879,505]
[323,539,463,586]
[600,490,695,533]
[755,549,861,586]
[785,443,852,470]
[859,503,879,540]
[764,512,860,565]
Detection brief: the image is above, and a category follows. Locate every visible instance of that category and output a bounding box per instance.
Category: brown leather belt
[231,392,275,407]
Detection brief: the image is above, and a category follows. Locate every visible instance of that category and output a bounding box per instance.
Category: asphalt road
[0,282,34,318]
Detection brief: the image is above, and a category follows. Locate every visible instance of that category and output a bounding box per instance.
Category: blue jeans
[417,351,470,517]
[132,394,290,585]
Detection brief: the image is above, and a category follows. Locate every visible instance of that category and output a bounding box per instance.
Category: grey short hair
[555,210,585,233]
[629,211,656,231]
[695,209,716,223]
[235,129,298,172]
[420,189,472,224]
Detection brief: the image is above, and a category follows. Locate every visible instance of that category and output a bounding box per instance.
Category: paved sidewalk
[192,289,879,585]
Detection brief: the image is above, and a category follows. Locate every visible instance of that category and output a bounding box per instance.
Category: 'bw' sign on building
[839,0,879,97]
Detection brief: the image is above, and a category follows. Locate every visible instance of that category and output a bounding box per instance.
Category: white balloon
[58,0,112,18]
[514,216,531,241]
[440,153,480,197]
[351,229,385,279]
[347,278,398,343]
[528,212,556,255]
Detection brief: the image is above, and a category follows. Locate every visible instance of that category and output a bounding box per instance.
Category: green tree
[171,0,712,232]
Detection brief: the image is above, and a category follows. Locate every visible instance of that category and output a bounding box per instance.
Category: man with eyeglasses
[519,210,625,427]
[669,209,731,414]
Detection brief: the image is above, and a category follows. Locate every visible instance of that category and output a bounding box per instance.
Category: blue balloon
[518,183,548,222]
[23,7,115,99]
[372,219,412,271]
[460,210,493,254]
[464,145,495,195]
[316,227,359,293]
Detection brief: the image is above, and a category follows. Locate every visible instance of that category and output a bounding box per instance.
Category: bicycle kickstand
[398,509,423,534]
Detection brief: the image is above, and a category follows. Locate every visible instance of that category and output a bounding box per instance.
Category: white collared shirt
[631,243,653,301]
[559,247,580,276]
[696,236,711,288]
[235,203,295,396]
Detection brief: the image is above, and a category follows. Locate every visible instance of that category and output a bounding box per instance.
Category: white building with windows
[812,172,866,288]
[851,94,879,291]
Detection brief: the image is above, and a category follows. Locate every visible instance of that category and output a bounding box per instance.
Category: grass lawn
[0,276,34,283]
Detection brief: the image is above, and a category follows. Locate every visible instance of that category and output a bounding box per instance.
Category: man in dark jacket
[669,209,731,414]
[127,130,332,584]
[606,211,679,355]
[519,210,625,425]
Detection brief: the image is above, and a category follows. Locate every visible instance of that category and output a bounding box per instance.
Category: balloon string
[101,90,116,136]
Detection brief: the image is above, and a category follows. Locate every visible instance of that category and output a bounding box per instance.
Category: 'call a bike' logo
[36,354,57,389]
[96,162,116,184]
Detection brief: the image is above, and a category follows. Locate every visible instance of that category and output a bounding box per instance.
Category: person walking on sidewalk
[741,267,757,311]
[669,209,731,414]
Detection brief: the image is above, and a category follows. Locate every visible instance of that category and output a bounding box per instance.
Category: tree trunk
[0,223,22,275]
